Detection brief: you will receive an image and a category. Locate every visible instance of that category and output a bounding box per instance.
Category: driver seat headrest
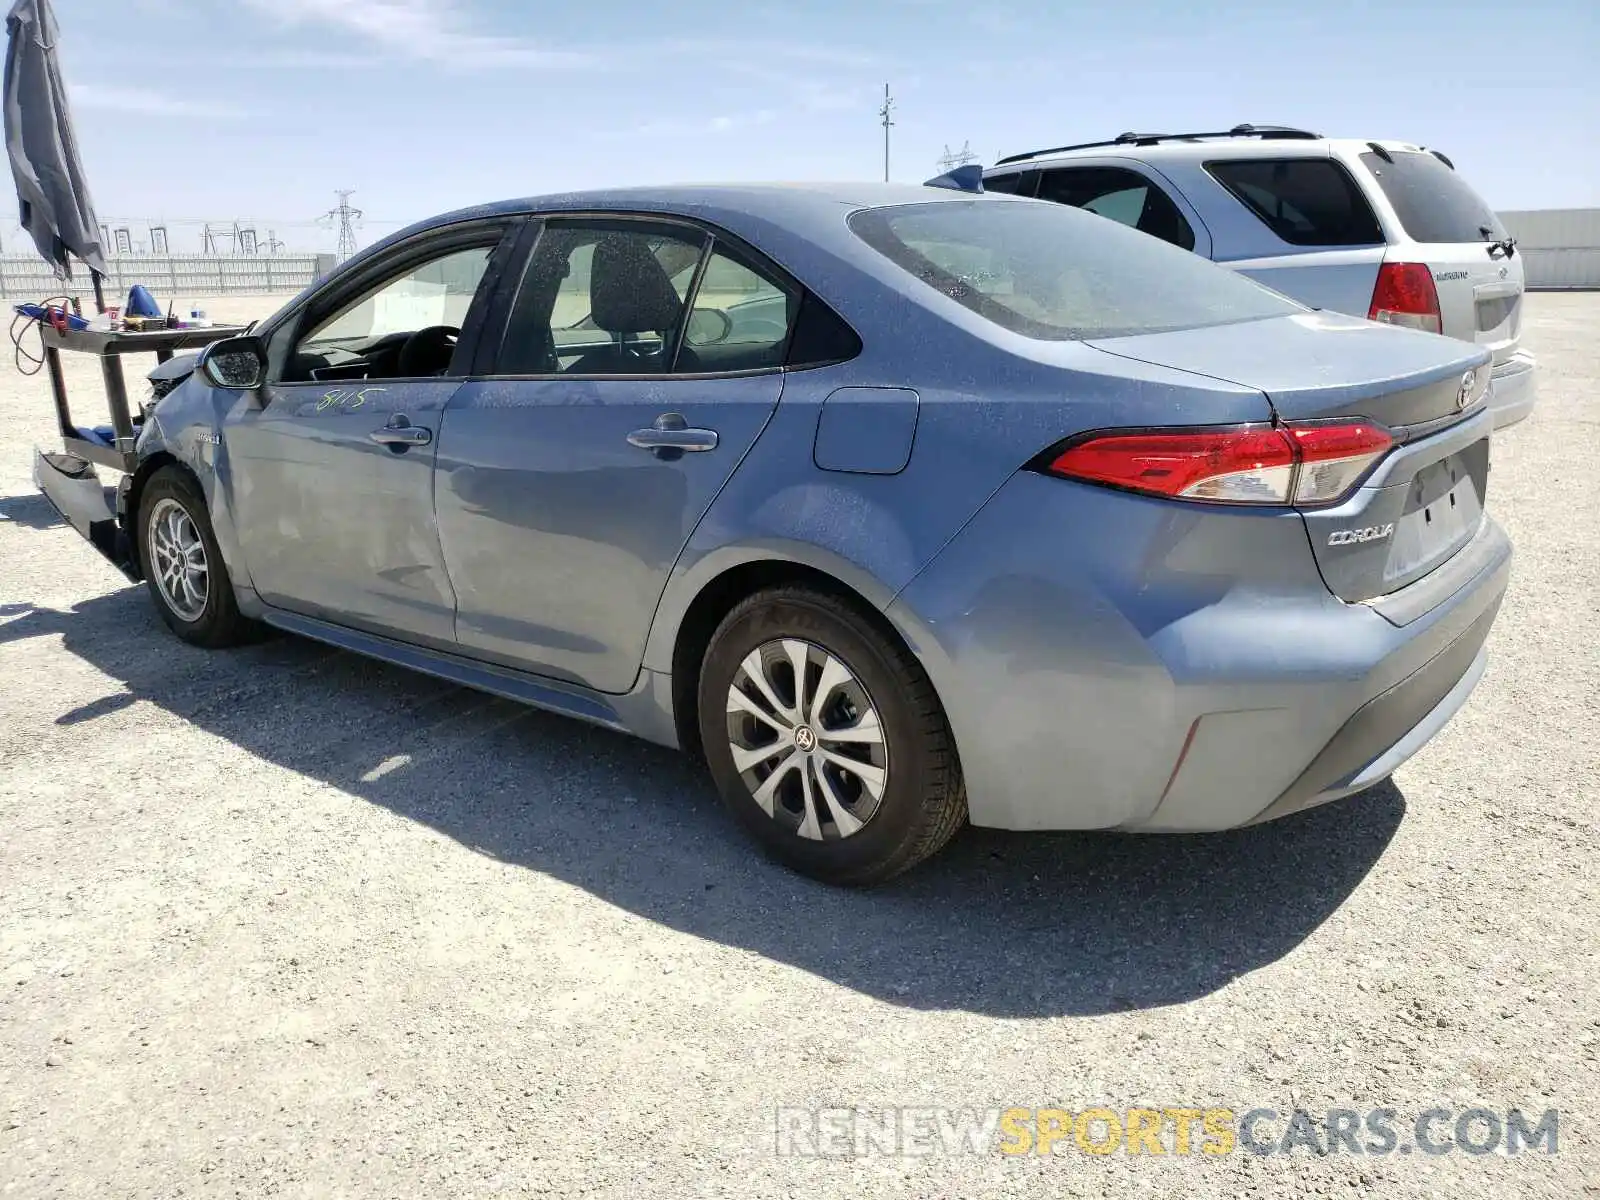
[590,235,684,333]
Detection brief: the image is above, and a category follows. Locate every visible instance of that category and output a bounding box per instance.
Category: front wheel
[137,466,257,648]
[698,587,966,886]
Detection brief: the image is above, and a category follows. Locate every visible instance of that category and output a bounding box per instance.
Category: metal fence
[0,253,338,301]
[1498,209,1600,290]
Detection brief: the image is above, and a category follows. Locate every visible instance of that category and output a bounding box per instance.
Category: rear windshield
[1358,151,1506,244]
[847,200,1300,341]
[1205,158,1383,247]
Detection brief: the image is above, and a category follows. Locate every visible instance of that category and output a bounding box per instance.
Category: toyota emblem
[1456,371,1476,411]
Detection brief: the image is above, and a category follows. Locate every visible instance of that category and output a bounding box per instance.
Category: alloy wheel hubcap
[147,498,209,622]
[725,638,888,841]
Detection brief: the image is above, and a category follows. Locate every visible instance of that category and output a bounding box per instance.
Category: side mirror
[685,306,732,347]
[198,336,267,390]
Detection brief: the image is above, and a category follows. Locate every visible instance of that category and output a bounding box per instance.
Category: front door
[228,228,512,646]
[435,217,797,693]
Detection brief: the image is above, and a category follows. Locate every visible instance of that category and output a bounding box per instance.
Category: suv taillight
[1040,422,1393,507]
[1368,262,1442,334]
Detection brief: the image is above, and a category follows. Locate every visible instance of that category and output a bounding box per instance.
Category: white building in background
[1497,208,1600,289]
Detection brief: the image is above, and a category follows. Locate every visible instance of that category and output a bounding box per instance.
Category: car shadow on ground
[0,491,67,531]
[3,586,1406,1019]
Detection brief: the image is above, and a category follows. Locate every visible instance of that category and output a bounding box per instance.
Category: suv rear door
[1351,148,1525,369]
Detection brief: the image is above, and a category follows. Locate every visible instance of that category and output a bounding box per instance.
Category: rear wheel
[698,587,966,886]
[138,467,256,648]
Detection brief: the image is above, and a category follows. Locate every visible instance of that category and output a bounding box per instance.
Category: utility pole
[321,190,363,261]
[878,84,894,182]
[937,142,977,172]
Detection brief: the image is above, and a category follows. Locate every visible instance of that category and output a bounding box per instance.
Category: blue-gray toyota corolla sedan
[35,182,1512,885]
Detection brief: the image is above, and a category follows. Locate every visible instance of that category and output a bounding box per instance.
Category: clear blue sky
[39,0,1600,253]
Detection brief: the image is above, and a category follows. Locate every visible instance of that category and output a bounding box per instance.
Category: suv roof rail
[993,123,1323,167]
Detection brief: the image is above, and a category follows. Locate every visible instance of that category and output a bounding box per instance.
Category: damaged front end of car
[31,332,210,583]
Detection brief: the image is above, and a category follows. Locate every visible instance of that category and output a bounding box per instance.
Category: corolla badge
[1328,524,1394,546]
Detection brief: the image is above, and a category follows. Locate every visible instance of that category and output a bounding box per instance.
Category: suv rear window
[848,200,1300,341]
[1358,150,1506,244]
[1206,158,1383,247]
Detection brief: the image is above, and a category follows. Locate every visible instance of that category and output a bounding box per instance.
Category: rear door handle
[627,412,718,459]
[369,415,432,448]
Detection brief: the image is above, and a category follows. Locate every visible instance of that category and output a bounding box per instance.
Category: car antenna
[924,164,985,194]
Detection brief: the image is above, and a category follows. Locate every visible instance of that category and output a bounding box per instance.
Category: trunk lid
[1088,312,1493,602]
[1088,310,1491,429]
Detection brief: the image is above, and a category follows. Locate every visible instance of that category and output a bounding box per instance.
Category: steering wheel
[396,325,460,377]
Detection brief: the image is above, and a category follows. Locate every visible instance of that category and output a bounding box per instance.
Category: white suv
[984,125,1535,428]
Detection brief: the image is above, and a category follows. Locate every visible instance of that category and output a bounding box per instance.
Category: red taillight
[1043,421,1393,507]
[1368,262,1442,334]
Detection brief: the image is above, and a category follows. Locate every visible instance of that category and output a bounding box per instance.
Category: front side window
[849,199,1300,342]
[981,172,1029,195]
[284,244,494,381]
[497,221,706,375]
[1037,167,1196,250]
[1206,158,1384,247]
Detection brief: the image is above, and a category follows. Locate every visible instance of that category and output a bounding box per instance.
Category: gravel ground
[1,293,1596,1198]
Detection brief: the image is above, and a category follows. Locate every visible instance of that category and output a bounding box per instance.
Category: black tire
[137,466,257,648]
[698,587,966,886]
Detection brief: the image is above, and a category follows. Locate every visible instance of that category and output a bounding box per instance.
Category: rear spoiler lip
[32,448,140,581]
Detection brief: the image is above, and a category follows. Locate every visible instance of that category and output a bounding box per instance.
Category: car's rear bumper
[1488,349,1537,429]
[887,471,1512,832]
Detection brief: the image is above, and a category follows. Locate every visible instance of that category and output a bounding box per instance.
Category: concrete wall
[1498,209,1600,290]
[0,254,328,301]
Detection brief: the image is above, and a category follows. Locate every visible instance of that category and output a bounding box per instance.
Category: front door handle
[627,412,718,460]
[369,414,432,449]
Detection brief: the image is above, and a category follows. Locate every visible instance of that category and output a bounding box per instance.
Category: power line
[320,189,363,261]
[937,142,978,171]
[878,83,895,182]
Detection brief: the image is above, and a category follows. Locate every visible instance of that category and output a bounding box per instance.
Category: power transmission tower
[878,84,895,182]
[937,142,977,171]
[264,230,285,255]
[321,190,363,261]
[201,223,221,255]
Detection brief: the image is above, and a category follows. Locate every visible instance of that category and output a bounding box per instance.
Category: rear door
[1353,148,1525,367]
[434,216,795,694]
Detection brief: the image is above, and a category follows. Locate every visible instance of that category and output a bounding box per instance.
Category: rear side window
[1037,167,1196,251]
[1358,151,1506,244]
[848,200,1300,341]
[1206,158,1383,247]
